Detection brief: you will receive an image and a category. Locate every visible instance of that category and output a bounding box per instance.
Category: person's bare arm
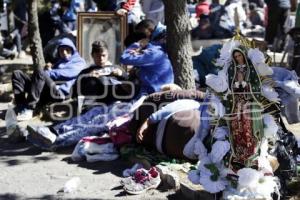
[136,118,150,143]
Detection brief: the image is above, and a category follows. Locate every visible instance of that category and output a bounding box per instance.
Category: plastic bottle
[63,177,81,193]
[5,104,17,137]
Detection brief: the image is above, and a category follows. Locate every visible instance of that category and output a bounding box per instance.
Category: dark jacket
[264,0,290,8]
[92,0,136,11]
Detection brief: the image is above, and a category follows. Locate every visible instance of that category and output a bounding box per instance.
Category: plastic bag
[63,177,81,193]
[5,105,17,136]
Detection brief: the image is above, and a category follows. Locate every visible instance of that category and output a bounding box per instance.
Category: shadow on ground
[0,137,42,157]
[62,156,129,177]
[0,193,103,200]
[0,127,60,166]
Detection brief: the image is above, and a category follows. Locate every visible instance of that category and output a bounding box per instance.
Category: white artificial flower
[209,140,231,163]
[188,170,200,185]
[255,63,273,76]
[237,168,262,189]
[194,140,207,159]
[259,138,269,157]
[210,94,225,118]
[199,173,228,193]
[254,176,278,199]
[219,69,229,87]
[198,156,212,175]
[262,84,280,102]
[237,168,278,199]
[216,40,240,67]
[247,48,273,77]
[213,126,229,140]
[205,72,229,93]
[258,140,273,173]
[247,48,265,66]
[222,191,249,200]
[263,114,278,139]
[223,187,260,200]
[258,155,273,174]
[198,156,228,193]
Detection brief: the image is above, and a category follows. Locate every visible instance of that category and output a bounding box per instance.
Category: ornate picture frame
[77,12,127,65]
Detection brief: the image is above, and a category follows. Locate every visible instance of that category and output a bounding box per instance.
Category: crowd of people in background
[0,0,296,60]
[190,0,293,49]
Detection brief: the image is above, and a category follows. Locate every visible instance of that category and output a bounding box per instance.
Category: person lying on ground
[25,89,203,153]
[11,37,86,121]
[128,90,205,160]
[26,101,134,150]
[73,40,132,104]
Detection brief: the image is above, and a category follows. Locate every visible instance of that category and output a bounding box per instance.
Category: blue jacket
[120,42,174,95]
[45,38,86,95]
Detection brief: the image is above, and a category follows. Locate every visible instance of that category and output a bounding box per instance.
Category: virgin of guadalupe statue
[188,37,298,198]
[225,46,265,171]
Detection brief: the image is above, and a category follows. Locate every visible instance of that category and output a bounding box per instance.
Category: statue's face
[233,51,245,65]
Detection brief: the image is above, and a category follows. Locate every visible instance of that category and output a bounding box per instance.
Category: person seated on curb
[120,32,174,98]
[11,37,86,121]
[73,40,131,105]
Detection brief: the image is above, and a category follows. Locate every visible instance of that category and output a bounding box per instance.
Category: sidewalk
[0,54,33,66]
[0,56,193,200]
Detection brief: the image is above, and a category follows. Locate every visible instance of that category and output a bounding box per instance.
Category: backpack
[273,116,299,197]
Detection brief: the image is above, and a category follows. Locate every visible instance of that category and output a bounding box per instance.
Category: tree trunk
[162,0,195,89]
[27,0,45,69]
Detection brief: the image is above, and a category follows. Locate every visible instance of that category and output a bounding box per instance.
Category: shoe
[122,163,144,177]
[7,52,16,60]
[16,109,33,121]
[8,45,18,60]
[26,125,57,149]
[120,167,149,186]
[122,167,161,195]
[17,50,26,59]
[8,125,26,143]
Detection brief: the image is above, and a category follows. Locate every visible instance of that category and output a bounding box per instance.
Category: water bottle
[63,177,81,193]
[5,104,17,137]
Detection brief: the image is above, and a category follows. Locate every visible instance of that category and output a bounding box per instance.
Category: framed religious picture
[77,12,127,65]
